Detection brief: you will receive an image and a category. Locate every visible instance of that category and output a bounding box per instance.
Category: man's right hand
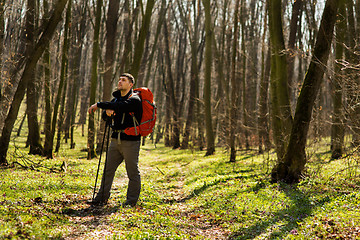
[106,109,115,117]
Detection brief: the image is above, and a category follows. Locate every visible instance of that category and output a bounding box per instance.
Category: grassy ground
[1,130,360,239]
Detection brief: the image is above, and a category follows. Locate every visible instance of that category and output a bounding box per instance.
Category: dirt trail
[63,167,229,239]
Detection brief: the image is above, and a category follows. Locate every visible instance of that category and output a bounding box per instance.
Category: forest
[1,0,360,239]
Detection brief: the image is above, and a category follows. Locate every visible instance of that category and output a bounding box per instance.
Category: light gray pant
[95,139,141,204]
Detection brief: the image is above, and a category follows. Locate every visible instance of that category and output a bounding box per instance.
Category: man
[87,73,142,207]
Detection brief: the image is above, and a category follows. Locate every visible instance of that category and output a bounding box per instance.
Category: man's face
[117,76,133,91]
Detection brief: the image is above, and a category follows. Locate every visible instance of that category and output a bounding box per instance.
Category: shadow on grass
[164,170,258,204]
[228,183,331,240]
[49,199,126,238]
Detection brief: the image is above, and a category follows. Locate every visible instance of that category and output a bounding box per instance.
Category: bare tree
[271,0,340,183]
[0,0,69,165]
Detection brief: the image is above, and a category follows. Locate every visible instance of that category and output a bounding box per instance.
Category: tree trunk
[0,0,69,165]
[345,0,360,147]
[0,0,4,102]
[43,0,70,158]
[143,0,167,87]
[271,0,339,183]
[229,0,240,162]
[130,0,155,80]
[330,1,346,159]
[42,0,52,157]
[162,18,180,149]
[268,0,293,159]
[258,48,271,153]
[202,0,215,156]
[24,0,43,155]
[178,0,200,149]
[95,0,120,152]
[287,0,303,110]
[87,0,102,159]
[55,1,71,153]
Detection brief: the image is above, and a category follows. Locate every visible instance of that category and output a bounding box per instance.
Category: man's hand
[106,109,115,117]
[88,103,98,114]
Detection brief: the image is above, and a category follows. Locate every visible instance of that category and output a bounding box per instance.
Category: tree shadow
[164,170,257,204]
[228,183,331,239]
[51,200,125,239]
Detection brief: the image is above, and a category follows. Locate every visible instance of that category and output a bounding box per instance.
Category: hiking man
[87,73,142,207]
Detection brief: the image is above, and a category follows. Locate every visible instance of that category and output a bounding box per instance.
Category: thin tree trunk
[271,0,339,183]
[0,0,69,165]
[202,0,215,156]
[163,18,180,149]
[130,0,155,80]
[55,1,71,153]
[330,1,346,159]
[176,0,199,149]
[229,0,240,162]
[42,0,52,157]
[345,0,360,147]
[95,0,120,153]
[143,0,167,87]
[87,0,102,159]
[287,0,302,109]
[258,48,271,153]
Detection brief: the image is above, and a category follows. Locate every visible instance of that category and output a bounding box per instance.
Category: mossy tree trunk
[202,0,215,156]
[271,0,339,183]
[268,0,293,160]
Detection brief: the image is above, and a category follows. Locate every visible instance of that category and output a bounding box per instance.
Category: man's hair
[120,73,135,85]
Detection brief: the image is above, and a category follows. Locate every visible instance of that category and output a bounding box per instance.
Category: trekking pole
[92,120,110,201]
[99,119,112,201]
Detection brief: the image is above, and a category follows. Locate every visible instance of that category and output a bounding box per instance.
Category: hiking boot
[122,201,136,208]
[86,199,108,206]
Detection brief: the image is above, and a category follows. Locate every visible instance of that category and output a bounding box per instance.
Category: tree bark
[268,0,293,159]
[163,18,181,149]
[202,0,215,156]
[130,0,155,80]
[87,0,102,159]
[95,0,120,152]
[0,0,4,101]
[229,0,240,162]
[345,0,360,147]
[330,1,346,159]
[0,0,69,165]
[24,0,43,155]
[179,0,200,149]
[287,0,302,109]
[271,0,339,183]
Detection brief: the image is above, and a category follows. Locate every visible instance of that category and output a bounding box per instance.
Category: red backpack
[124,87,157,136]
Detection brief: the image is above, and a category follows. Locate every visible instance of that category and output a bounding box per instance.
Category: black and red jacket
[97,89,142,141]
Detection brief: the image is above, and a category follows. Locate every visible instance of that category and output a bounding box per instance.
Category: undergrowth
[1,132,360,239]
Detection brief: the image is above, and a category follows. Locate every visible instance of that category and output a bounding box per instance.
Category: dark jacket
[97,89,142,141]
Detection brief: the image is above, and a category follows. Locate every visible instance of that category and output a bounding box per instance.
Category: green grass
[1,129,360,239]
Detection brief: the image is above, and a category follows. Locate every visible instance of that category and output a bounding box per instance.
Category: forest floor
[1,133,360,239]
